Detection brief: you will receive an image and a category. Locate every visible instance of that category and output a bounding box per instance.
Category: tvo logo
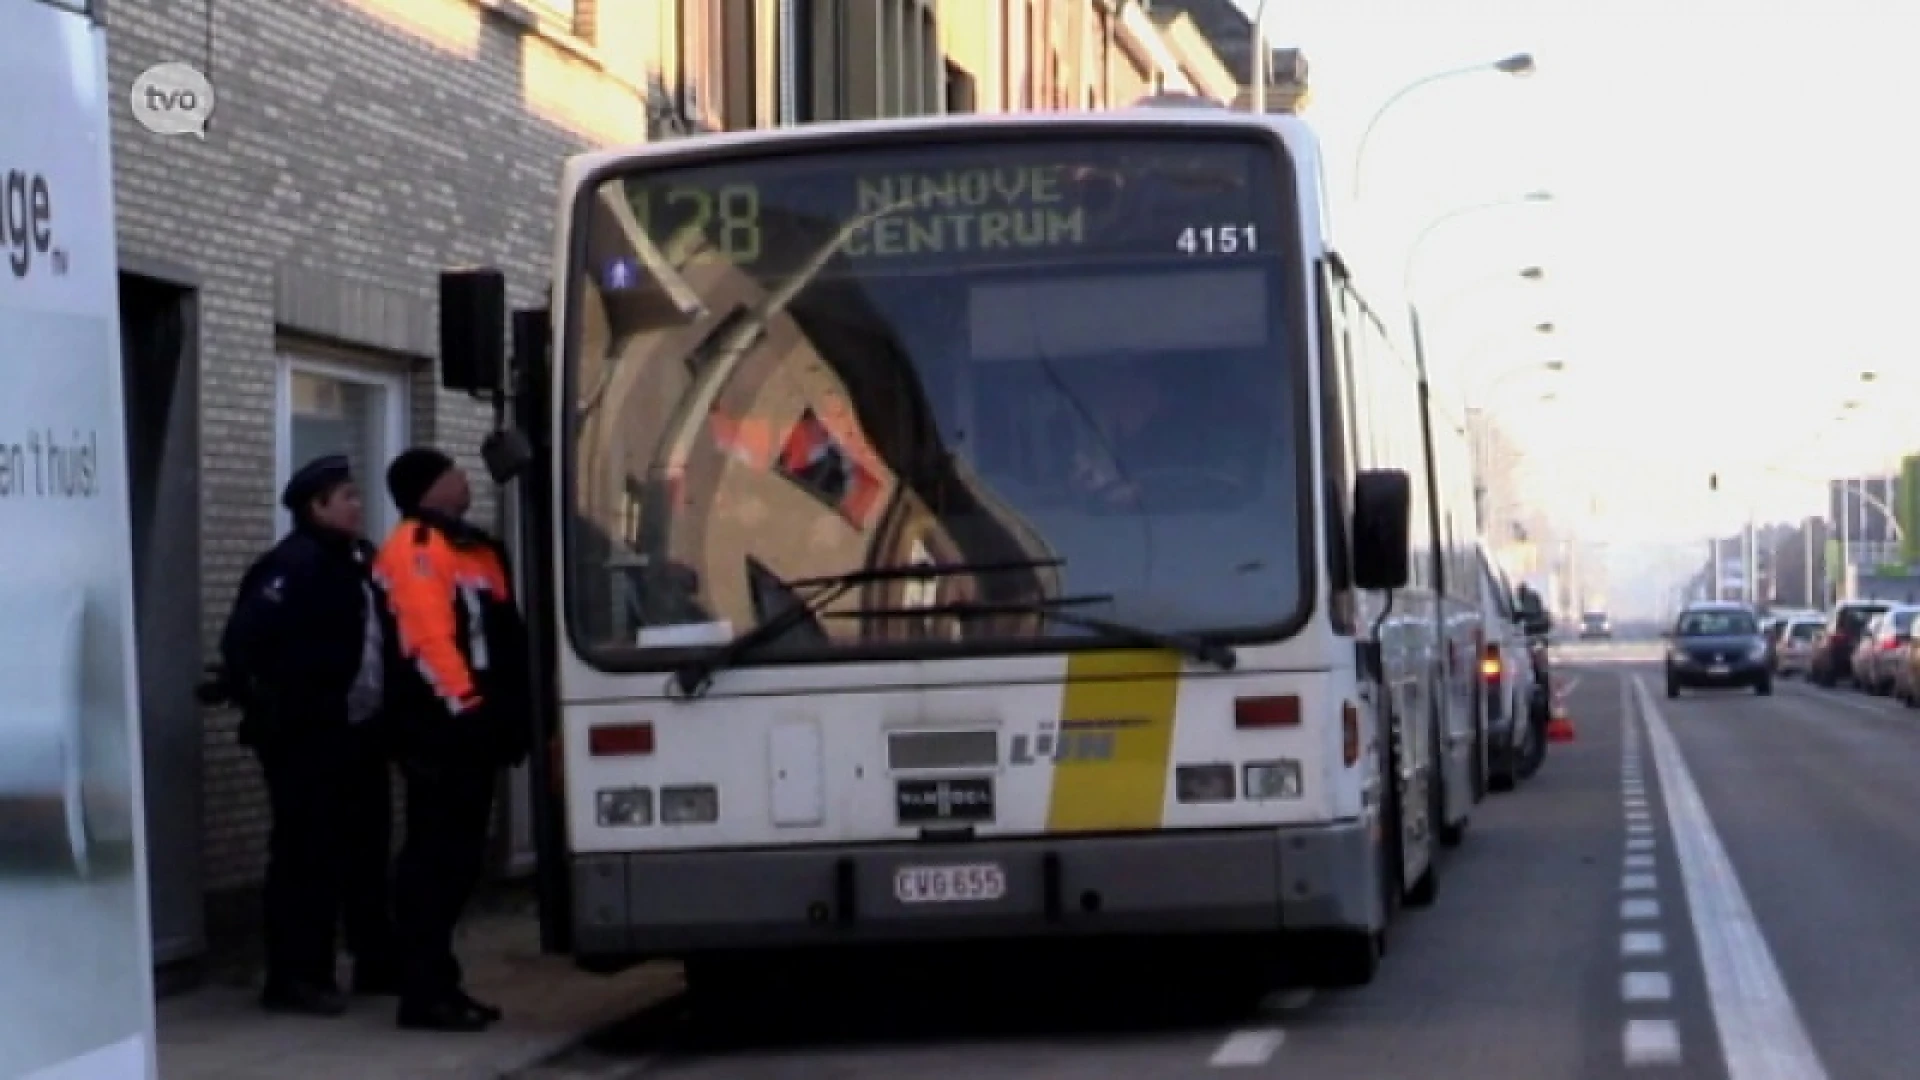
[2,169,63,281]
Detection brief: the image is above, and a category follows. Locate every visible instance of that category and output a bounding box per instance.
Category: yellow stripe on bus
[1044,649,1184,833]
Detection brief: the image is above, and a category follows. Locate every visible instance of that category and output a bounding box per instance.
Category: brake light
[1480,643,1502,680]
[1235,695,1301,728]
[1341,700,1360,766]
[589,722,655,756]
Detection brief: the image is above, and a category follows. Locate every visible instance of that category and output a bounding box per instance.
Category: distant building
[1143,0,1310,111]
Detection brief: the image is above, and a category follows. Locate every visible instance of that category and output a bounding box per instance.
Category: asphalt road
[520,651,1920,1079]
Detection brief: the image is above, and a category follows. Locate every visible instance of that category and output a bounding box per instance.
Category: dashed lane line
[1207,1029,1285,1067]
[1620,674,1681,1068]
[1631,676,1830,1080]
[1204,988,1312,1067]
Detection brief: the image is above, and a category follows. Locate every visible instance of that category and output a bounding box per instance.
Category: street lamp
[1429,264,1549,311]
[1351,53,1537,200]
[1403,191,1553,299]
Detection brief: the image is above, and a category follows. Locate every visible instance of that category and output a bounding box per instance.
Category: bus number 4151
[1176,223,1257,255]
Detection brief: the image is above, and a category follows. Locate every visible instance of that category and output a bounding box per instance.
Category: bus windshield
[563,132,1306,665]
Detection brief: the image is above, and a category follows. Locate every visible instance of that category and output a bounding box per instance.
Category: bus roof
[559,106,1325,197]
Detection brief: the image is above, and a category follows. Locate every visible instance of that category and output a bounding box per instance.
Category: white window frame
[273,354,411,540]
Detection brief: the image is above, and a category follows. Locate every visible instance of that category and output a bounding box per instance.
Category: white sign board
[0,1,160,1077]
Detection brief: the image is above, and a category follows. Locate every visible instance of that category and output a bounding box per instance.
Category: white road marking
[1622,930,1665,956]
[1624,1017,1683,1065]
[1623,971,1673,1002]
[1625,853,1655,869]
[1627,836,1655,852]
[1622,897,1661,919]
[1628,823,1653,836]
[1631,677,1830,1080]
[1258,989,1314,1013]
[1209,1028,1285,1067]
[1623,873,1657,891]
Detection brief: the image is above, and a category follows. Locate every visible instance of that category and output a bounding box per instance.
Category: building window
[275,356,409,540]
[946,60,977,113]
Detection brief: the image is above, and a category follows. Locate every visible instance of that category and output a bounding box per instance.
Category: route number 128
[1176,224,1258,255]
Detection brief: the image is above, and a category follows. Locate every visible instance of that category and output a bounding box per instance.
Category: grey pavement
[157,908,681,1080]
[522,663,1757,1079]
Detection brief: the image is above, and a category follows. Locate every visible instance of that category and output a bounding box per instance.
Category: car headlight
[1748,642,1768,661]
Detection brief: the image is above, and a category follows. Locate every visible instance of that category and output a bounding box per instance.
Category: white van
[1475,544,1546,791]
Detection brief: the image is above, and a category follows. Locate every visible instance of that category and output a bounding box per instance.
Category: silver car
[1772,616,1825,677]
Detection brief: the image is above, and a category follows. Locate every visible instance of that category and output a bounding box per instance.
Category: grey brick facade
[105,0,653,895]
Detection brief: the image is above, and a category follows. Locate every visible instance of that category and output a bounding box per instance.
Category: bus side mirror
[440,267,507,395]
[1352,468,1411,591]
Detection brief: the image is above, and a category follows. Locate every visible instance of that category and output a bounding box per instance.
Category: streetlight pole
[1252,0,1266,113]
[1352,52,1535,201]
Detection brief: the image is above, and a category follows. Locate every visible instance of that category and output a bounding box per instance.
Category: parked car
[1666,602,1772,697]
[1772,615,1826,677]
[1810,601,1891,687]
[1851,606,1920,695]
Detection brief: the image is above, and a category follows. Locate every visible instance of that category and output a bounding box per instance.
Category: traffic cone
[1547,705,1577,743]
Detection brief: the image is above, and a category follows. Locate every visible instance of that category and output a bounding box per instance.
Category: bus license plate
[893,863,1006,905]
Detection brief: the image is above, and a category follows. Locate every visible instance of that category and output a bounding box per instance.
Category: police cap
[281,453,353,512]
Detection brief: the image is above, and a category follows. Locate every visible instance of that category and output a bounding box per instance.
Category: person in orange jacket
[374,448,532,1032]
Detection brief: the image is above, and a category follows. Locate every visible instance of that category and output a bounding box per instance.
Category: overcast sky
[1233,0,1919,611]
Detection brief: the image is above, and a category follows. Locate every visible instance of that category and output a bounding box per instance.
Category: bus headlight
[1244,760,1303,800]
[596,787,653,827]
[660,784,719,824]
[1175,764,1235,803]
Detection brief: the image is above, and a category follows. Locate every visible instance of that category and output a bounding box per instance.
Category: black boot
[261,981,348,1017]
[396,994,491,1032]
[452,987,502,1023]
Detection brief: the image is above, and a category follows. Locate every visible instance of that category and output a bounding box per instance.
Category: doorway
[119,270,205,971]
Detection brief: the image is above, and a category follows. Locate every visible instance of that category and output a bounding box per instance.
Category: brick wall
[105,0,656,890]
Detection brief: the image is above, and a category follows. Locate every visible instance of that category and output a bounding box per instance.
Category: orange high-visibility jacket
[373,513,515,718]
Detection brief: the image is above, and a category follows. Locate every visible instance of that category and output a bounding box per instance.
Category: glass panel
[564,133,1302,661]
[284,368,396,538]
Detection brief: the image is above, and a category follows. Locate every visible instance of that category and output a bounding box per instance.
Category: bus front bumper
[571,821,1376,960]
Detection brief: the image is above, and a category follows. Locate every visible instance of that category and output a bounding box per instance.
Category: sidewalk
[157,908,681,1080]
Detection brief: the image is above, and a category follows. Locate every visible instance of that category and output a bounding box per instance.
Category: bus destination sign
[614,138,1278,277]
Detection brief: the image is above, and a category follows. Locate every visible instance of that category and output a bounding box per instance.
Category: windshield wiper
[667,557,1063,698]
[852,597,1239,671]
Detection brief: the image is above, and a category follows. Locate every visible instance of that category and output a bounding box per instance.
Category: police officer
[375,448,532,1032]
[219,453,399,1015]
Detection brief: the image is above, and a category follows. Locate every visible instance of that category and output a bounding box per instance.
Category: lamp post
[1352,53,1536,201]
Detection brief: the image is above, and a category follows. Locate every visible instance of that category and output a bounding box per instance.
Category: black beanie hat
[386,448,456,516]
[281,453,353,514]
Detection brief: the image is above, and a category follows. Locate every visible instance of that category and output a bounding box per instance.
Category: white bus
[438,103,1484,991]
[2,1,159,1077]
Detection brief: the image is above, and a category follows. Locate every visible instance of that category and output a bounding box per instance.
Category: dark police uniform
[219,454,398,1015]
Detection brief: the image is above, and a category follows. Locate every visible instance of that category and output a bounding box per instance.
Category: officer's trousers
[257,724,397,991]
[393,755,498,1005]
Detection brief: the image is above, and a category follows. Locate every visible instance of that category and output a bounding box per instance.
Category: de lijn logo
[2,168,65,281]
